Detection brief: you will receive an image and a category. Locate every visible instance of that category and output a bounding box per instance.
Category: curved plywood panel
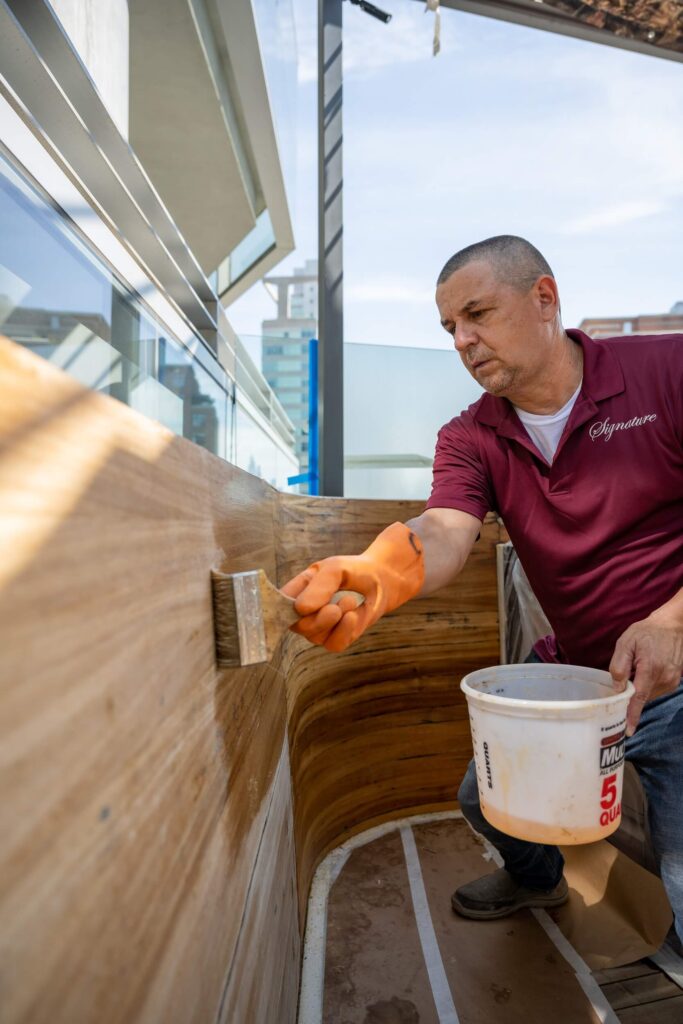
[276,494,502,917]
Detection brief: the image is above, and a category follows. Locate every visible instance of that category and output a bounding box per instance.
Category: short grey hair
[437,235,554,292]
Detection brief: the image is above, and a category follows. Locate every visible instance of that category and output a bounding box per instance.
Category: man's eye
[470,309,484,319]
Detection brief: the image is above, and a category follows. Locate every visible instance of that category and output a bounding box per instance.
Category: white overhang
[207,0,296,302]
[128,0,295,286]
[128,0,257,275]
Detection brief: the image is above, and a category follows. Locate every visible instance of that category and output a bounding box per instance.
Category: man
[282,235,683,945]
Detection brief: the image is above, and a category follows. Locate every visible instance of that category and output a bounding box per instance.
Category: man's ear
[535,274,560,322]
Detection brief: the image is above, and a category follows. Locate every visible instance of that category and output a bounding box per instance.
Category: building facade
[261,259,318,477]
[579,302,683,338]
[0,0,300,490]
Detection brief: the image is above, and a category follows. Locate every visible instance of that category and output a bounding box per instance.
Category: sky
[229,0,683,353]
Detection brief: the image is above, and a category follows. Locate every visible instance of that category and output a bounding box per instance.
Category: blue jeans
[458,651,683,944]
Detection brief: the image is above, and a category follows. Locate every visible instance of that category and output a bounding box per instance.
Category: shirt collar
[472,329,625,430]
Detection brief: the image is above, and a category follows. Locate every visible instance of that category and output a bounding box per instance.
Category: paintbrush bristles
[211,570,244,668]
[211,569,299,668]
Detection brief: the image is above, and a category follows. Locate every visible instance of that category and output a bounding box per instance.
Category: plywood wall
[0,337,501,1022]
[277,495,501,916]
[0,338,299,1024]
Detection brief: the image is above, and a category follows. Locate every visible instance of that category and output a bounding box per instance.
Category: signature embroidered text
[589,413,657,442]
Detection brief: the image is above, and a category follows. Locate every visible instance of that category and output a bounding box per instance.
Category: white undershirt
[513,381,582,464]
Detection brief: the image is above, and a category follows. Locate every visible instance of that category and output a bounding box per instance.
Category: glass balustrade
[0,151,299,490]
[344,340,481,499]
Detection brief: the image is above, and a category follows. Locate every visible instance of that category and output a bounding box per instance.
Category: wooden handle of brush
[277,588,364,628]
[329,590,365,609]
[274,585,365,640]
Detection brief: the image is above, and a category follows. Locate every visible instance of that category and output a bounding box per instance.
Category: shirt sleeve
[425,415,495,520]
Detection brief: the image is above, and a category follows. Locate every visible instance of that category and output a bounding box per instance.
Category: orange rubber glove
[280,522,425,652]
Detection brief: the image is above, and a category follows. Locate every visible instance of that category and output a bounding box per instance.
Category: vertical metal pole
[308,338,319,495]
[318,0,344,496]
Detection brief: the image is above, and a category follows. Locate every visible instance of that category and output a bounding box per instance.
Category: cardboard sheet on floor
[553,840,672,970]
[413,819,606,1023]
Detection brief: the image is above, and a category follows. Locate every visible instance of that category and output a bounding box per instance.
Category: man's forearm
[405,510,478,597]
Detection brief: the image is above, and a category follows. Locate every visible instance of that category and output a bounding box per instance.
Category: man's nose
[453,322,477,352]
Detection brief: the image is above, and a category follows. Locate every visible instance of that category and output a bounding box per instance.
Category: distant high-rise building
[261,259,318,475]
[579,302,683,338]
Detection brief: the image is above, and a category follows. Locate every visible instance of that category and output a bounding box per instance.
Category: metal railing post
[308,337,319,495]
[318,0,344,496]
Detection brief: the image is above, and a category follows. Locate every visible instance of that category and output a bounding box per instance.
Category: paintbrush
[211,568,364,667]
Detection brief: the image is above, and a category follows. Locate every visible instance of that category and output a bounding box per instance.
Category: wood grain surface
[0,338,295,1024]
[277,494,502,919]
[0,337,501,1021]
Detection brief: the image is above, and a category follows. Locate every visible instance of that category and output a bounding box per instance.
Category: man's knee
[457,760,482,821]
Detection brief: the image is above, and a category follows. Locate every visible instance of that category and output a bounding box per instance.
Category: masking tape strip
[401,825,461,1024]
[531,910,621,1024]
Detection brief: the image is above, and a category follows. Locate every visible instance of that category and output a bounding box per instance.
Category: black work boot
[451,867,569,920]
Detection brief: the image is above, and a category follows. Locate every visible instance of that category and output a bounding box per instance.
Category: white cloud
[346,281,435,304]
[343,46,683,227]
[285,1,683,345]
[560,199,667,235]
[468,42,683,202]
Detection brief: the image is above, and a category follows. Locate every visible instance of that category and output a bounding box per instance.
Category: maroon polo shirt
[425,329,683,670]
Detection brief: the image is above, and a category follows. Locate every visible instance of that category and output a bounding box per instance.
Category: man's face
[435,259,551,398]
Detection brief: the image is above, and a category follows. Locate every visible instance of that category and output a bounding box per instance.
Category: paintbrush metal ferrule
[231,571,268,665]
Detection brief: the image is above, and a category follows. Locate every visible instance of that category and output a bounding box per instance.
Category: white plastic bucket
[460,664,635,845]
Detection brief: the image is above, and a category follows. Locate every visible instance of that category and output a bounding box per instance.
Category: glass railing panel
[344,466,435,501]
[238,332,264,372]
[229,210,276,287]
[215,210,277,296]
[0,148,301,492]
[0,150,231,461]
[344,341,481,500]
[159,337,229,460]
[234,398,299,491]
[234,334,297,446]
